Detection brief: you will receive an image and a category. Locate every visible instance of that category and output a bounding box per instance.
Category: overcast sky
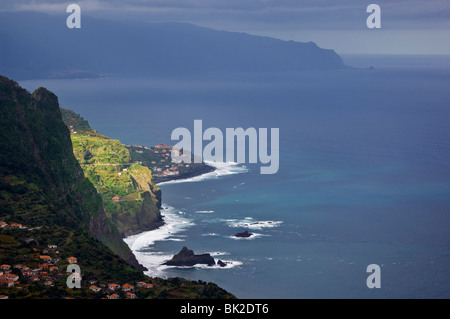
[2,0,449,54]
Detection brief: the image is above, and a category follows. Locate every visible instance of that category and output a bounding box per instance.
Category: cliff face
[60,108,163,237]
[0,76,145,270]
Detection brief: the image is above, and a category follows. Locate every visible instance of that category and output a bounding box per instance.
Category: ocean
[20,54,450,298]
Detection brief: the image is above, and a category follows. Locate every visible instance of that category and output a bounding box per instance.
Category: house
[39,263,49,270]
[67,257,77,264]
[22,271,33,278]
[143,283,153,289]
[0,295,8,299]
[0,276,14,288]
[13,264,24,270]
[122,283,134,292]
[10,223,22,229]
[112,196,120,202]
[4,274,19,282]
[108,283,120,291]
[108,294,119,299]
[31,268,42,274]
[125,292,136,299]
[48,244,58,249]
[29,276,40,282]
[43,280,53,286]
[39,255,52,262]
[49,266,59,272]
[1,265,11,271]
[136,281,146,288]
[0,221,7,228]
[89,285,101,293]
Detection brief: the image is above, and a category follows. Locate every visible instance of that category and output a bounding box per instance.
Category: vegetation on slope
[60,109,162,237]
[0,76,234,299]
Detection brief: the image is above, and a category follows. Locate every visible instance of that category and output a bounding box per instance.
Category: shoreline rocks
[163,246,215,267]
[234,230,253,238]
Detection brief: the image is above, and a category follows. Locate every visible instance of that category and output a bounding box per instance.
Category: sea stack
[163,246,215,266]
[234,230,253,238]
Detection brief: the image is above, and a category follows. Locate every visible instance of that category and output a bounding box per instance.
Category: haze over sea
[21,55,450,298]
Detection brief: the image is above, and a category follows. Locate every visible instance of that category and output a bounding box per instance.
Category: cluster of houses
[94,281,154,299]
[0,221,155,299]
[0,221,43,232]
[0,244,69,290]
[126,144,189,178]
[0,222,28,230]
[156,168,180,177]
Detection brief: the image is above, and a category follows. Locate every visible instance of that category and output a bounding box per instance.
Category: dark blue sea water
[20,55,450,298]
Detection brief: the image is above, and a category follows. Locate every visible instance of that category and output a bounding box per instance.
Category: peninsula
[0,76,232,299]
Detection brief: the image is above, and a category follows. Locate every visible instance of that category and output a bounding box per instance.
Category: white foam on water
[124,204,193,253]
[157,161,248,186]
[224,217,283,230]
[195,210,215,214]
[202,232,220,237]
[162,259,243,271]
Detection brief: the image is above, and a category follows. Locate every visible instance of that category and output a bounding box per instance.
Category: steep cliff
[60,108,163,236]
[0,75,145,270]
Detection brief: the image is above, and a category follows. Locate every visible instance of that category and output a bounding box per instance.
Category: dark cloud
[1,0,448,53]
[2,0,449,30]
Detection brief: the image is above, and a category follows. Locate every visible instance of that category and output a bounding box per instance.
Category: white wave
[202,232,220,237]
[162,259,243,270]
[157,161,248,186]
[225,218,283,230]
[124,204,194,252]
[233,182,247,189]
[195,210,215,214]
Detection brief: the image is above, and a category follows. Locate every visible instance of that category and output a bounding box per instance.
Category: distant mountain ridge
[0,11,345,80]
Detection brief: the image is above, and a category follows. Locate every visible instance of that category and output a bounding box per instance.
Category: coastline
[152,162,216,184]
[124,161,249,276]
[156,161,249,186]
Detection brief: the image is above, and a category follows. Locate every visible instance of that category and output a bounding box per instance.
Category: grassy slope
[0,78,234,299]
[62,109,162,236]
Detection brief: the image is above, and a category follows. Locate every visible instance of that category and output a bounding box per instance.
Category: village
[0,221,155,299]
[125,144,195,180]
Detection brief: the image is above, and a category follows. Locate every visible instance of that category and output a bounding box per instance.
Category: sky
[1,0,449,54]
